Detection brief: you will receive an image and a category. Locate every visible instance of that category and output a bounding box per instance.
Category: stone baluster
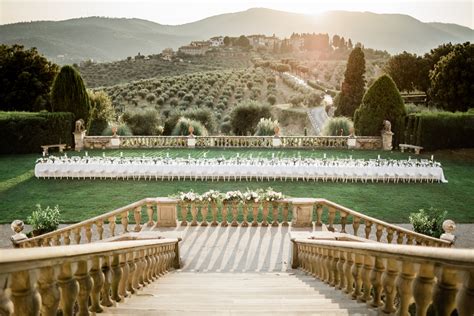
[121,211,129,233]
[339,211,347,233]
[37,266,60,316]
[241,203,249,227]
[58,262,79,315]
[180,202,188,226]
[364,221,372,239]
[144,249,153,283]
[351,254,363,299]
[53,234,61,246]
[386,228,394,243]
[221,203,229,227]
[331,249,340,287]
[396,260,416,316]
[310,247,318,277]
[0,274,14,315]
[251,203,259,227]
[108,216,116,237]
[359,255,374,303]
[432,266,458,316]
[201,203,209,226]
[134,207,142,232]
[457,270,474,316]
[375,224,383,242]
[127,252,138,294]
[315,204,323,227]
[151,248,160,279]
[96,220,104,240]
[111,254,123,302]
[352,217,361,236]
[406,234,414,245]
[397,231,404,244]
[381,258,398,314]
[100,257,114,307]
[85,225,92,243]
[75,260,92,316]
[413,262,435,316]
[74,228,82,244]
[146,203,155,227]
[282,203,289,226]
[133,251,142,289]
[271,202,279,227]
[323,248,331,283]
[190,203,198,226]
[327,207,336,232]
[10,270,40,316]
[344,252,354,295]
[231,202,239,227]
[337,250,346,290]
[149,248,158,280]
[262,202,269,226]
[89,257,104,313]
[138,250,147,286]
[211,203,218,226]
[369,256,385,307]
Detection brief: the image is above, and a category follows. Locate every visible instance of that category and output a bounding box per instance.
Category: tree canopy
[230,100,272,135]
[0,44,58,112]
[51,65,91,124]
[429,42,474,112]
[335,47,366,117]
[384,51,422,93]
[354,74,406,138]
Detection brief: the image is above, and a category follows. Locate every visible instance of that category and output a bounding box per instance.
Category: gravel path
[1,223,472,249]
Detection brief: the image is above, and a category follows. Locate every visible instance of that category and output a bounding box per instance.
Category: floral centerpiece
[223,190,244,203]
[262,187,284,202]
[201,190,223,204]
[178,191,202,203]
[243,189,262,203]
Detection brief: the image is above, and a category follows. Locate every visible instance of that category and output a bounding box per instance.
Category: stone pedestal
[290,198,317,227]
[73,131,87,152]
[187,137,196,148]
[156,198,178,227]
[110,137,120,149]
[272,137,281,148]
[347,136,356,149]
[381,132,394,151]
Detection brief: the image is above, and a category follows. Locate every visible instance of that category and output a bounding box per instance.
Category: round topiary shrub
[230,100,272,135]
[354,74,406,138]
[322,117,354,136]
[172,117,208,136]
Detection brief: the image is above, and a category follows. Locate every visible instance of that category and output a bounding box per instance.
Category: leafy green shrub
[354,75,406,144]
[27,204,61,235]
[88,90,115,135]
[322,117,354,136]
[102,124,132,136]
[183,108,217,133]
[230,101,272,135]
[0,111,74,154]
[409,208,447,238]
[146,93,156,103]
[255,118,279,136]
[220,121,232,134]
[172,117,208,136]
[267,95,277,105]
[121,110,162,135]
[402,111,474,150]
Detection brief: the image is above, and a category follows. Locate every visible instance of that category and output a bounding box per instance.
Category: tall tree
[335,47,366,117]
[384,51,420,92]
[0,44,58,111]
[51,65,91,124]
[354,74,406,138]
[429,42,474,112]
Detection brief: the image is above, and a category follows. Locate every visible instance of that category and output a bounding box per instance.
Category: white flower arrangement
[244,189,262,203]
[178,191,202,202]
[223,190,244,202]
[263,187,284,202]
[201,190,223,203]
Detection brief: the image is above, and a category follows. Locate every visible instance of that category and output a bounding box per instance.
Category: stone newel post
[290,198,316,227]
[381,120,393,151]
[156,198,178,227]
[73,119,87,151]
[187,126,196,148]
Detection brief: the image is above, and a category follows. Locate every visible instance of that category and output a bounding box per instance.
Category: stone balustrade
[292,238,474,316]
[81,135,382,149]
[0,238,180,316]
[14,197,451,249]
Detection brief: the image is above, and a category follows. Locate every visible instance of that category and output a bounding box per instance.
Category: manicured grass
[1,148,473,224]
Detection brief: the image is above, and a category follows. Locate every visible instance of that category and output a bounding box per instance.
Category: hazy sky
[1,0,473,28]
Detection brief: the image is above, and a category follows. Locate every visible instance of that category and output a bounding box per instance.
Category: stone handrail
[82,135,382,149]
[292,238,473,316]
[15,197,177,248]
[0,238,180,315]
[14,197,450,248]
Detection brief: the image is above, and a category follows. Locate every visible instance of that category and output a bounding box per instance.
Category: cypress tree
[335,47,366,117]
[354,74,406,140]
[51,65,91,125]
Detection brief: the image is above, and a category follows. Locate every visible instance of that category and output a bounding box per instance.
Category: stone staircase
[102,270,372,315]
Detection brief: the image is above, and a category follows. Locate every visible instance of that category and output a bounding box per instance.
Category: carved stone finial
[75,119,85,133]
[440,219,456,245]
[10,220,28,247]
[382,120,392,134]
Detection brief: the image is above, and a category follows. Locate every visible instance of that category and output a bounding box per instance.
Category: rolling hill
[1,8,472,63]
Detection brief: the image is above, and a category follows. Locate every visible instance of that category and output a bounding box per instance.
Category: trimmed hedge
[402,111,474,150]
[0,111,75,154]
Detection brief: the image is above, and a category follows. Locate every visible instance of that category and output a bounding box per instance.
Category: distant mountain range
[1,8,472,63]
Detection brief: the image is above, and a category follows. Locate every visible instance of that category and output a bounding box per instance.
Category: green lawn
[1,148,473,224]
